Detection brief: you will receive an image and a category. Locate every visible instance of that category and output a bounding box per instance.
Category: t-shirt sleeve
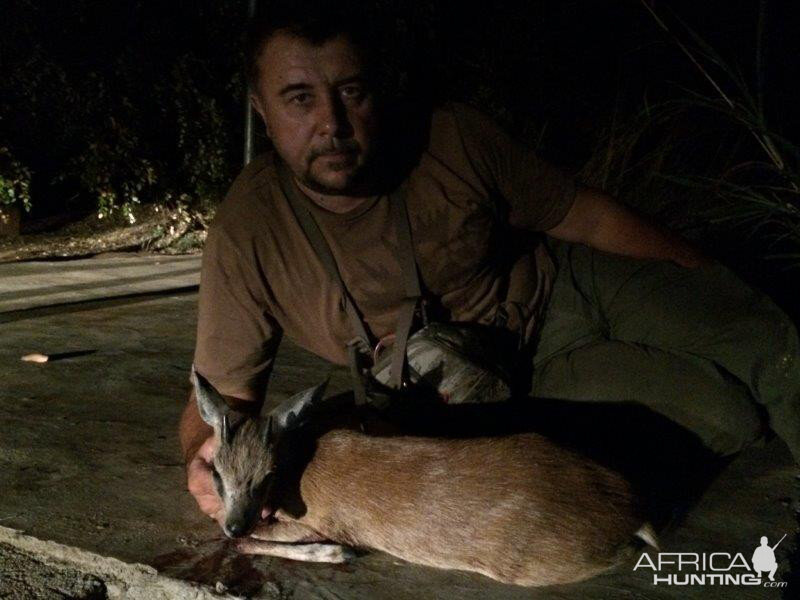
[193,224,282,402]
[451,104,576,231]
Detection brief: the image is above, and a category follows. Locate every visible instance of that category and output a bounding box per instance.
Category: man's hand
[186,435,224,523]
[670,243,713,269]
[180,392,224,523]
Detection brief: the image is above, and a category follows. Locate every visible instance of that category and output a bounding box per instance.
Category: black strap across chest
[276,160,422,399]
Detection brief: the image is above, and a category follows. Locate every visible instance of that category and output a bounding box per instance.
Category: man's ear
[249,92,272,138]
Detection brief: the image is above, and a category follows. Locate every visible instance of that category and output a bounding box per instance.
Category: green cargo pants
[530,239,800,462]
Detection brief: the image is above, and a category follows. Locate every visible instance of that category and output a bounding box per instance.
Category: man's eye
[341,86,364,100]
[290,93,312,106]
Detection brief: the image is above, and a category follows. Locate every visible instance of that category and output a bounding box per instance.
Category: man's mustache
[308,140,360,162]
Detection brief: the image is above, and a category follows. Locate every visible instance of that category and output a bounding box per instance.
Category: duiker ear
[270,379,329,435]
[191,365,228,432]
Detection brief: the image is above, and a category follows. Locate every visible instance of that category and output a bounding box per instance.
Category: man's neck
[295,179,371,214]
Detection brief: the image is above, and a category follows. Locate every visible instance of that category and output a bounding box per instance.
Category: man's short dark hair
[245,0,373,90]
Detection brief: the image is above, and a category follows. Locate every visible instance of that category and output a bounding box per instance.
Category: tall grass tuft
[582,2,800,289]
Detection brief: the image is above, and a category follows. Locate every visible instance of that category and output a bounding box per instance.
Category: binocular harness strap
[277,160,423,405]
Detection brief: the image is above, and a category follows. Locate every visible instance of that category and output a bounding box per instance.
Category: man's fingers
[196,435,219,462]
[186,460,213,495]
[673,247,713,269]
[186,454,223,519]
[193,487,223,518]
[210,507,225,526]
[196,492,223,519]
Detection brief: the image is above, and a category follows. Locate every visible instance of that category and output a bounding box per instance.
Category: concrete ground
[0,253,200,313]
[0,253,798,599]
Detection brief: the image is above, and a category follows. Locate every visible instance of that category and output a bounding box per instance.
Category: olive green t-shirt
[194,103,576,399]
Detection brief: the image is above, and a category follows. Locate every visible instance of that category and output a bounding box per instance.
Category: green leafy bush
[1,1,243,222]
[0,146,32,213]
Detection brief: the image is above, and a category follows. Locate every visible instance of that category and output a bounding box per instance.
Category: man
[752,536,780,581]
[180,3,800,523]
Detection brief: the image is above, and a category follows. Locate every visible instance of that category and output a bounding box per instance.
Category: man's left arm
[446,103,707,267]
[546,187,709,268]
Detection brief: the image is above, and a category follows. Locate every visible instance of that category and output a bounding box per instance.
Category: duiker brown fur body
[272,430,645,586]
[192,369,653,587]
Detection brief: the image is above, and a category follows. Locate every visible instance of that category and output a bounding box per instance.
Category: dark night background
[1,4,799,593]
[2,0,799,313]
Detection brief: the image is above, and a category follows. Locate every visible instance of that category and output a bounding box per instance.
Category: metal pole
[243,0,258,166]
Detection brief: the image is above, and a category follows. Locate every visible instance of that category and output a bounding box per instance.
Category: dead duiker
[191,367,655,587]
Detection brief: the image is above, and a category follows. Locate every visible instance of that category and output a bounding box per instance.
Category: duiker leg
[237,539,356,563]
[250,520,328,543]
[241,520,355,563]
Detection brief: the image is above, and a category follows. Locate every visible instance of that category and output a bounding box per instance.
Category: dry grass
[578,2,800,279]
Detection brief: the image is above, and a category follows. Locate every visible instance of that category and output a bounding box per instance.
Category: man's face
[251,32,378,195]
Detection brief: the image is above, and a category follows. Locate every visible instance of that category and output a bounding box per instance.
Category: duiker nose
[225,521,247,538]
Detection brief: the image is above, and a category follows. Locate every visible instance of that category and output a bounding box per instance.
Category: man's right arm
[187,206,282,519]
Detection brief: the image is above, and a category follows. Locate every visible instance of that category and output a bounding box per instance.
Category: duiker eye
[250,474,272,499]
[211,467,224,495]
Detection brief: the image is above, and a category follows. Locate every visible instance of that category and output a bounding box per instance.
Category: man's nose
[318,93,352,139]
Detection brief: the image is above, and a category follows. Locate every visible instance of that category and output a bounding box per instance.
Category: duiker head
[191,366,327,538]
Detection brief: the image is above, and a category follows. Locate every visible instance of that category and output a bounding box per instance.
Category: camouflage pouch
[370,322,518,404]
